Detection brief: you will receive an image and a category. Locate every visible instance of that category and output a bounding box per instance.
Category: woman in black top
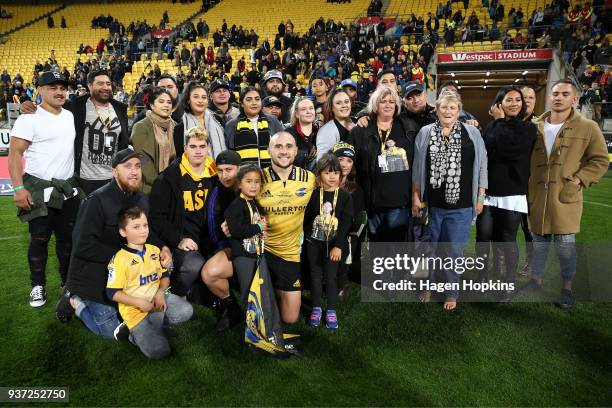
[285,96,318,171]
[475,86,536,298]
[346,86,418,242]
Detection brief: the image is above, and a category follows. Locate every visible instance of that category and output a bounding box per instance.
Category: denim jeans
[367,207,410,242]
[531,233,577,282]
[74,299,120,339]
[429,207,473,299]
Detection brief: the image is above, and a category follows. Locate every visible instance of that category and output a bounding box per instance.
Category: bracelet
[13,185,24,191]
[256,222,263,232]
[478,194,486,202]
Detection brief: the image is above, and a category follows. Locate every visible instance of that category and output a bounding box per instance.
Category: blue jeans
[429,207,473,299]
[531,233,577,282]
[74,299,120,339]
[368,207,410,242]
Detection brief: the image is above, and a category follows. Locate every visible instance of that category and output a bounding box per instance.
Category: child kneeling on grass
[105,206,193,359]
[304,153,353,329]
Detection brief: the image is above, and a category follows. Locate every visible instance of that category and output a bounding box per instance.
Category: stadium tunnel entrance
[432,49,555,127]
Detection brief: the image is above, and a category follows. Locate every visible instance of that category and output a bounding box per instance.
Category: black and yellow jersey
[257,166,316,262]
[106,244,169,329]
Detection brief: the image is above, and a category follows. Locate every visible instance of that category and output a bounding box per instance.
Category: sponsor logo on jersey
[295,188,306,197]
[131,259,139,266]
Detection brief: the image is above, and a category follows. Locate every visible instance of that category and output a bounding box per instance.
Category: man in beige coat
[527,79,609,309]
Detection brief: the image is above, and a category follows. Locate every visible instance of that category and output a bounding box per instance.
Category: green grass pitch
[0,174,611,406]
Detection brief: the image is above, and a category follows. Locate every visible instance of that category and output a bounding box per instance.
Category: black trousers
[233,256,257,310]
[27,196,80,287]
[171,249,205,297]
[520,212,533,263]
[306,239,339,310]
[475,205,523,280]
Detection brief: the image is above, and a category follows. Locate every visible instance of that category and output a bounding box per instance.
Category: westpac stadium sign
[437,49,553,64]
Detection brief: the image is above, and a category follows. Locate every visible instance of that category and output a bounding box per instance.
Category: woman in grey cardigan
[316,88,355,160]
[411,91,488,310]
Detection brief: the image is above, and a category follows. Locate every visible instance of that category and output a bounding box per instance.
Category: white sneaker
[29,285,46,307]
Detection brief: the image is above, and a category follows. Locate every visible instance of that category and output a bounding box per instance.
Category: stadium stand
[0,1,201,84]
[0,5,58,36]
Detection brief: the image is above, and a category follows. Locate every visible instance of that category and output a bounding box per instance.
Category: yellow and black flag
[244,256,301,358]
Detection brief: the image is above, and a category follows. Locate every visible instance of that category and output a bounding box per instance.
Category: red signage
[437,49,553,64]
[152,29,172,38]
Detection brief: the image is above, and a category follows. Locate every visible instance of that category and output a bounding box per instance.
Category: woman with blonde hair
[347,86,418,242]
[285,96,318,170]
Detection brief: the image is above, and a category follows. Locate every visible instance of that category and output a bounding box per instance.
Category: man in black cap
[202,150,242,331]
[262,95,286,127]
[340,78,367,121]
[19,70,130,194]
[9,71,82,308]
[260,69,293,123]
[402,81,436,129]
[56,148,172,339]
[207,79,240,128]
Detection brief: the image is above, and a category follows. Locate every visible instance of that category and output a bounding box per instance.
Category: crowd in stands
[0,7,13,19]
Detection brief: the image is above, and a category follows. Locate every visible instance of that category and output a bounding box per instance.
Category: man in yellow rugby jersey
[257,132,316,323]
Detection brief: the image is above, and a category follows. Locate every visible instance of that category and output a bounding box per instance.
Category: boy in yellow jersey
[105,206,193,359]
[257,131,316,324]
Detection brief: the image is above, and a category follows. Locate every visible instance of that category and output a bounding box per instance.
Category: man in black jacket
[260,70,293,123]
[19,70,130,194]
[402,81,437,129]
[149,128,216,299]
[56,148,172,339]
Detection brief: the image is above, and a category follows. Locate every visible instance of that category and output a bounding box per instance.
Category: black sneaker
[29,285,46,308]
[555,289,575,310]
[55,288,74,322]
[113,322,130,341]
[520,279,543,292]
[215,297,242,332]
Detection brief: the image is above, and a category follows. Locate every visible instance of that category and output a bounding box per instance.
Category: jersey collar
[268,165,297,182]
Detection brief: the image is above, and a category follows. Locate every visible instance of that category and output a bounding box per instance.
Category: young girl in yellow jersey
[304,154,353,329]
[224,164,267,309]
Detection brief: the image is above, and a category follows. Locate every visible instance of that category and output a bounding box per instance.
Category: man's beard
[92,90,111,104]
[117,177,141,193]
[267,87,282,97]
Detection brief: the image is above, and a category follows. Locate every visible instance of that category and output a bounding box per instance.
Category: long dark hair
[341,157,358,193]
[181,81,207,114]
[323,87,352,123]
[493,86,527,119]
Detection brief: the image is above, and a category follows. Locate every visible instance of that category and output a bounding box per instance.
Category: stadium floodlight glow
[451,72,456,77]
[458,86,462,89]
[485,79,489,83]
[486,71,491,76]
[483,85,487,89]
[515,78,520,82]
[455,80,459,84]
[522,70,529,75]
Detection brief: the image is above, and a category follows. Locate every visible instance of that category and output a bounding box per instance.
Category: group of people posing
[8,67,608,359]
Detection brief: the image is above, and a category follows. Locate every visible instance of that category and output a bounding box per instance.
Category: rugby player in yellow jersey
[257,132,316,323]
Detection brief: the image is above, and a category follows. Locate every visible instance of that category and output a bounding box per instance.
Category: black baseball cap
[215,150,241,166]
[403,81,424,98]
[332,142,355,159]
[209,79,230,93]
[263,96,283,108]
[112,147,141,168]
[38,71,69,87]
